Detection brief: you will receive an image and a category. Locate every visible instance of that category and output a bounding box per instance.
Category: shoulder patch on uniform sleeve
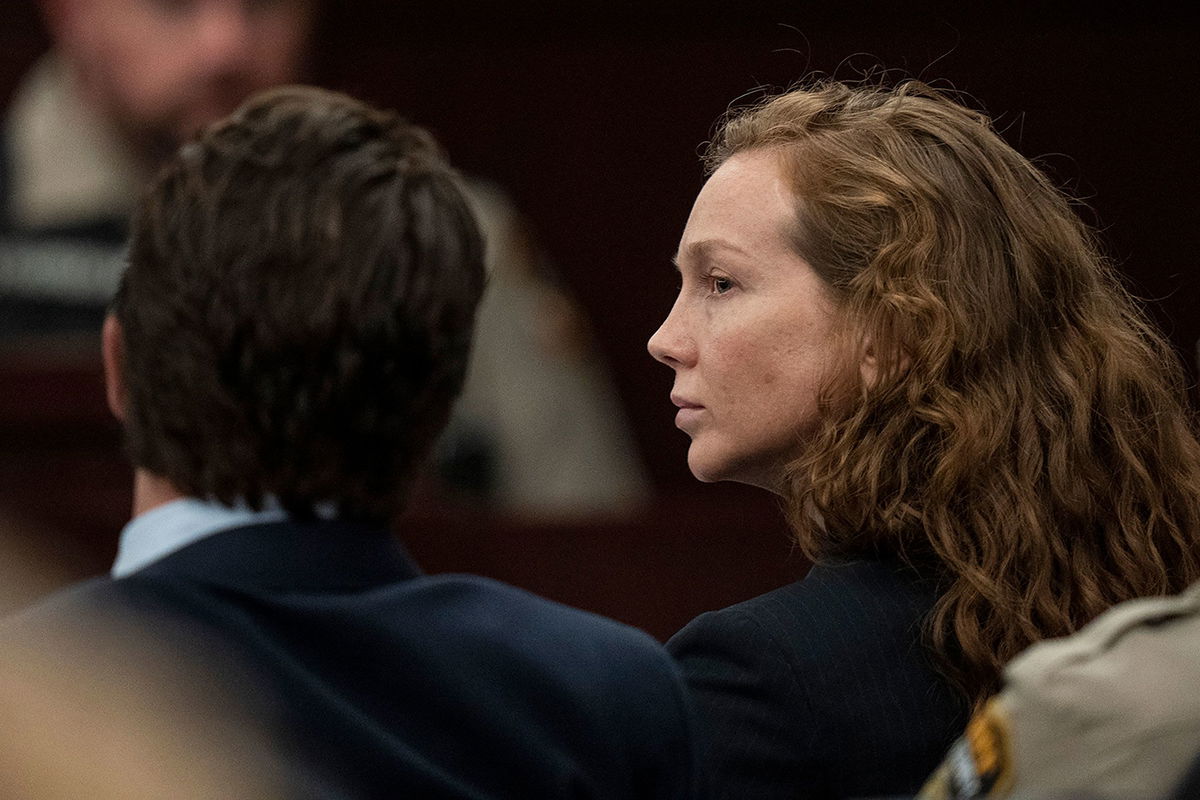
[919,698,1014,799]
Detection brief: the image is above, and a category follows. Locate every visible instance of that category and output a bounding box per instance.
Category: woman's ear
[859,337,879,388]
[858,334,910,391]
[102,315,127,422]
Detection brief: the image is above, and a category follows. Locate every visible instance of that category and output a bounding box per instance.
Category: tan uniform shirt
[920,582,1200,800]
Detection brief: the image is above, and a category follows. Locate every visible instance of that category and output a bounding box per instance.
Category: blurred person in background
[448,179,648,515]
[0,0,646,516]
[0,86,702,797]
[0,0,317,332]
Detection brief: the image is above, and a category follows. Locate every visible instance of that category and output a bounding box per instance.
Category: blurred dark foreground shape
[0,599,285,799]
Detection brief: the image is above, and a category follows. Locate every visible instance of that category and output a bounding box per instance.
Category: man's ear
[102,315,127,422]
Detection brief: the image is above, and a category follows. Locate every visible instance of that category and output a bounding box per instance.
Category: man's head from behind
[41,0,317,161]
[106,85,485,521]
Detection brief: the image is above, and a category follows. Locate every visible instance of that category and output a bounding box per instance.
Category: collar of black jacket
[130,518,422,592]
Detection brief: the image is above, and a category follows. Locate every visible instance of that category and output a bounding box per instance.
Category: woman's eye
[710,276,733,295]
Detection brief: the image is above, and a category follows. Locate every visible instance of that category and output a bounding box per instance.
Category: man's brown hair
[113,85,485,520]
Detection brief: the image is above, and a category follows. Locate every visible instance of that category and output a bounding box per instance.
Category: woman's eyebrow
[674,238,754,267]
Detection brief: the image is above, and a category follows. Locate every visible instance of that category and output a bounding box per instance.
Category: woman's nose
[647,304,694,369]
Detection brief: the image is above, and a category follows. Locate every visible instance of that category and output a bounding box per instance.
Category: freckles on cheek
[710,334,766,397]
[716,326,779,391]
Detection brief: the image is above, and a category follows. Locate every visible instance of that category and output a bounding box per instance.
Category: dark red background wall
[319,3,1200,489]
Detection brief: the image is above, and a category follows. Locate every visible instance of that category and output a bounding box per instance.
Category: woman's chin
[685,459,718,483]
[685,444,727,484]
[687,451,778,493]
[689,451,790,495]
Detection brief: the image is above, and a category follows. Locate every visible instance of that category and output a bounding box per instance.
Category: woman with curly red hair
[649,79,1200,799]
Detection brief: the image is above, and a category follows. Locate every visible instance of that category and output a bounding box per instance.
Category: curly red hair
[708,79,1200,710]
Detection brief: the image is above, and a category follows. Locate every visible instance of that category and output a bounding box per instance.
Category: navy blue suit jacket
[669,559,968,800]
[1,519,705,799]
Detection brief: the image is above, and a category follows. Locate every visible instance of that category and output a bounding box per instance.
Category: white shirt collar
[111,497,288,578]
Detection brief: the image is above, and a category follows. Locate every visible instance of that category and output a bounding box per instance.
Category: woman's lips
[671,395,704,430]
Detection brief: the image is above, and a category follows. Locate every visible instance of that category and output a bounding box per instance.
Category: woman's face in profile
[648,149,840,492]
